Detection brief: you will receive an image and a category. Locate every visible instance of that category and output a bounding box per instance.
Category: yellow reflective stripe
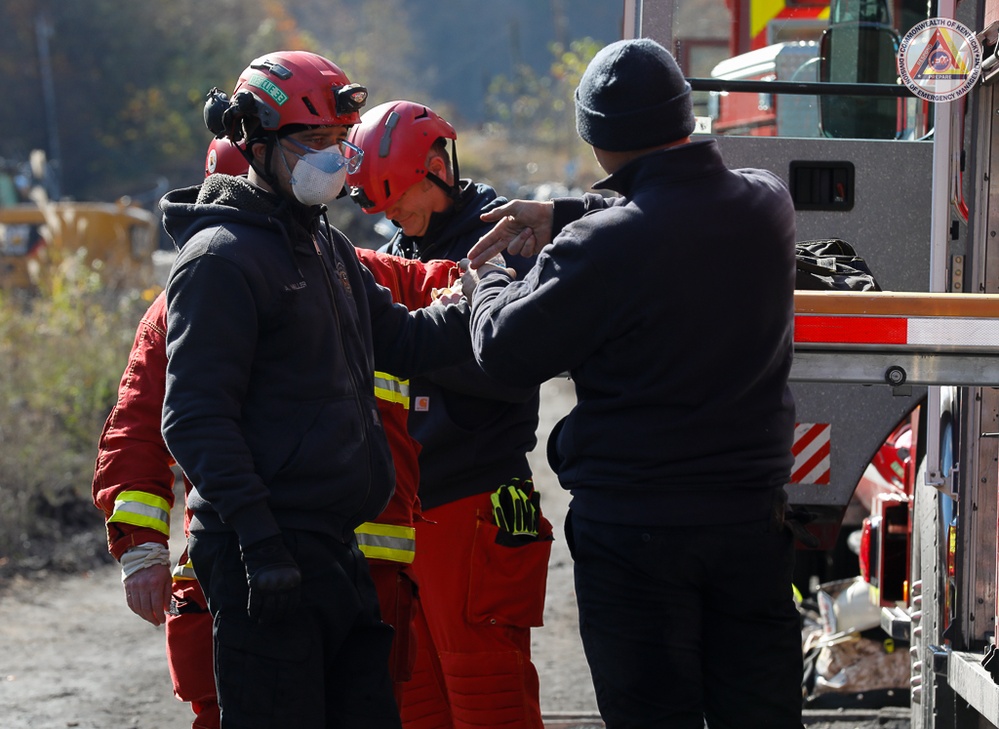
[355,521,416,564]
[172,557,197,581]
[373,371,410,409]
[108,491,171,536]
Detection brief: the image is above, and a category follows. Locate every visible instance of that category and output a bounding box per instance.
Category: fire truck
[627,0,999,725]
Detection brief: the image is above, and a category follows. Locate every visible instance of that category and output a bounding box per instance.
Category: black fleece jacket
[160,174,471,547]
[470,139,797,527]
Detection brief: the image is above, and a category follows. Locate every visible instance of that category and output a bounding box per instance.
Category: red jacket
[354,249,459,559]
[93,250,458,565]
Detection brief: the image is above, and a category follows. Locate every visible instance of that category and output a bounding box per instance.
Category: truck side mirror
[819,23,901,139]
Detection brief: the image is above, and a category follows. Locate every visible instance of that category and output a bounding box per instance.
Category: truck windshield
[673,0,933,139]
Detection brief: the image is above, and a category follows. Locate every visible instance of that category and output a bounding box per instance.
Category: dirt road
[0,377,909,728]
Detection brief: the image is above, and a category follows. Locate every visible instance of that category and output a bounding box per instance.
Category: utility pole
[35,11,62,199]
[552,0,568,49]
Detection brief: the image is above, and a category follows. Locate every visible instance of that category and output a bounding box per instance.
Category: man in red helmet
[347,101,551,729]
[94,136,462,727]
[93,139,250,729]
[157,52,473,727]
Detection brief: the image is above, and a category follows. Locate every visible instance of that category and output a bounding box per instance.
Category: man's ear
[250,141,268,164]
[427,153,449,180]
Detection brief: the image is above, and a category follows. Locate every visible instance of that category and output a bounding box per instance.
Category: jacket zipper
[310,231,374,539]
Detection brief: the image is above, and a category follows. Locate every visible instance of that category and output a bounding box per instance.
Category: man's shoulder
[733,165,787,187]
[175,222,244,258]
[470,179,500,199]
[738,168,795,216]
[172,220,289,282]
[465,180,506,214]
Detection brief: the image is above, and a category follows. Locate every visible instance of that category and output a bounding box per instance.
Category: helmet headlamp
[336,84,368,116]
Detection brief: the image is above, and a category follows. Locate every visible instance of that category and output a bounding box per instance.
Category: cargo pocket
[466,512,554,628]
[213,612,316,725]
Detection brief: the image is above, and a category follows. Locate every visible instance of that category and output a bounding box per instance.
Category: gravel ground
[0,378,911,728]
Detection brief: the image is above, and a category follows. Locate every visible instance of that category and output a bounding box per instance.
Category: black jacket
[160,174,471,547]
[470,140,797,527]
[380,180,540,508]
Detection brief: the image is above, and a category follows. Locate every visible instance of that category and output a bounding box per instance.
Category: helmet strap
[246,132,286,196]
[235,142,256,172]
[449,138,461,185]
[426,139,461,203]
[426,171,458,202]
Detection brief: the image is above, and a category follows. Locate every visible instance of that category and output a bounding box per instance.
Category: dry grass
[0,253,154,567]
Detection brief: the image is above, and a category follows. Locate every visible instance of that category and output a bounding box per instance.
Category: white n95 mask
[283,138,364,207]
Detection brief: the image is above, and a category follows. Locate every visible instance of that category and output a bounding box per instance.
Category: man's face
[255,125,351,194]
[384,154,452,237]
[286,125,350,151]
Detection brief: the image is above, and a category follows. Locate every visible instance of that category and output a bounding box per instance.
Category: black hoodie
[160,174,471,547]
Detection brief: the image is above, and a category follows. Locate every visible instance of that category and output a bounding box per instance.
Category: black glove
[241,535,301,624]
[491,479,540,538]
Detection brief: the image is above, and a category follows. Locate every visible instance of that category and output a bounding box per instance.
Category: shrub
[0,251,153,565]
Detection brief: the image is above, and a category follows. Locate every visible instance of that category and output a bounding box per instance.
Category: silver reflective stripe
[373,371,410,408]
[108,491,171,536]
[355,522,416,564]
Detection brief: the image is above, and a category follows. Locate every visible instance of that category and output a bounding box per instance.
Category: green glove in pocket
[491,478,540,540]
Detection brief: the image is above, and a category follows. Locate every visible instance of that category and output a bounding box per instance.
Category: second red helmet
[347,100,457,214]
[205,137,250,177]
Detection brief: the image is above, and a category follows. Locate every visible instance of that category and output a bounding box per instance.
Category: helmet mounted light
[336,84,368,116]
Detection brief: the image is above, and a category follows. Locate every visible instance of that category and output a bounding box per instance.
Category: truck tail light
[878,498,909,604]
[859,515,877,584]
[860,494,910,606]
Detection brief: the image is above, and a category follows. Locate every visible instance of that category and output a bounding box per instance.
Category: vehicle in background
[630,0,999,725]
[0,150,157,291]
[707,0,932,140]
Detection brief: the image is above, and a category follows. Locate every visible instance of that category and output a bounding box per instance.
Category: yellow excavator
[0,150,158,291]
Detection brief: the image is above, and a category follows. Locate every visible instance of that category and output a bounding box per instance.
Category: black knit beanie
[575,38,695,152]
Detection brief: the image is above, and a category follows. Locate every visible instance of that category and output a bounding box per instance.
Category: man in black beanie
[464,38,803,728]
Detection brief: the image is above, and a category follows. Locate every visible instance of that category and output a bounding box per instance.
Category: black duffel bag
[795,238,882,292]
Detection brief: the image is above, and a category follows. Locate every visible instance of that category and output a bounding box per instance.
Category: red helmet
[347,100,457,214]
[204,50,367,142]
[205,137,249,177]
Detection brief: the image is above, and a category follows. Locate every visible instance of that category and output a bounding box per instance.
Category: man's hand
[124,564,173,626]
[468,200,555,268]
[458,257,516,303]
[431,284,465,306]
[241,535,301,624]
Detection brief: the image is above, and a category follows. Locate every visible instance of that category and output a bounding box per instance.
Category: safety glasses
[283,136,364,174]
